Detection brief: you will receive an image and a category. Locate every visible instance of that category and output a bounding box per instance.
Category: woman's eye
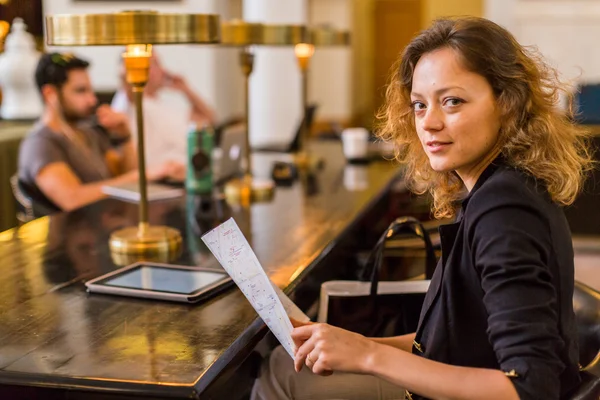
[444,98,463,107]
[412,101,426,111]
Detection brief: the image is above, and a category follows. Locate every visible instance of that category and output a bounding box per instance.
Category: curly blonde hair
[377,17,594,219]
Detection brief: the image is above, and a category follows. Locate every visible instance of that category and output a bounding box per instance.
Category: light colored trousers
[250,346,406,400]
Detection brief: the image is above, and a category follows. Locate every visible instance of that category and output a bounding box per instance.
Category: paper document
[201,218,309,359]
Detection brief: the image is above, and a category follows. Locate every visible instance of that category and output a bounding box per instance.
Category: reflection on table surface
[0,142,400,394]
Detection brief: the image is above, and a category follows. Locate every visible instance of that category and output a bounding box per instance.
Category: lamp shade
[45,10,220,46]
[221,20,307,46]
[221,20,264,46]
[310,26,351,46]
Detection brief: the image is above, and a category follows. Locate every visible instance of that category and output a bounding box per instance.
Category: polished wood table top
[0,142,400,398]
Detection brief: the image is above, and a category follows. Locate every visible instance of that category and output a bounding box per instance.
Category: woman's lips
[426,141,452,153]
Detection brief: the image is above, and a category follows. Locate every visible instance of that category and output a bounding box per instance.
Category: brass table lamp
[45,11,220,265]
[221,20,307,206]
[294,27,351,171]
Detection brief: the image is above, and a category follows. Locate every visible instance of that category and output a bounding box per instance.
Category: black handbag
[318,217,438,337]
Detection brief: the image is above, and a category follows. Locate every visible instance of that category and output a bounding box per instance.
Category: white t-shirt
[111,89,190,168]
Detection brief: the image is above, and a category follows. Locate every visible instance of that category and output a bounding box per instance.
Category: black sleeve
[470,200,566,400]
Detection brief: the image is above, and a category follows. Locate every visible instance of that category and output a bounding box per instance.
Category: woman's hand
[291,323,377,376]
[290,317,312,328]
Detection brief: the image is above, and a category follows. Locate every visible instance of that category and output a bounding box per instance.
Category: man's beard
[61,108,91,123]
[58,94,94,123]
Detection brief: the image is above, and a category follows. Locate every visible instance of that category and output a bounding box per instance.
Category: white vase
[0,18,42,120]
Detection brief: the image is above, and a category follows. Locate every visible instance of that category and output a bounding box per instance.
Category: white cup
[344,165,369,191]
[341,127,369,162]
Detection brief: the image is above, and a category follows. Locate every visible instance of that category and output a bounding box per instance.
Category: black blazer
[410,158,581,400]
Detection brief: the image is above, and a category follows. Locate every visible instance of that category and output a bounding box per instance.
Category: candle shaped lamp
[221,21,307,206]
[107,43,184,266]
[293,27,351,171]
[293,42,315,170]
[45,11,221,265]
[220,21,263,180]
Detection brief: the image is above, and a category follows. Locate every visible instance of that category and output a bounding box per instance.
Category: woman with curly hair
[251,17,592,400]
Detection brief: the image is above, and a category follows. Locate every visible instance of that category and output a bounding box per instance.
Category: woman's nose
[421,106,444,132]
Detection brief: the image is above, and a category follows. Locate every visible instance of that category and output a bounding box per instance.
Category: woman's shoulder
[465,165,553,221]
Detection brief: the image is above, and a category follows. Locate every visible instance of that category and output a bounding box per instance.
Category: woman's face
[411,47,502,187]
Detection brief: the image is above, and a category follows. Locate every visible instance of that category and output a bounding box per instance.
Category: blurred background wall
[4,0,600,134]
[3,0,600,233]
[486,0,600,87]
[41,0,354,138]
[42,0,245,123]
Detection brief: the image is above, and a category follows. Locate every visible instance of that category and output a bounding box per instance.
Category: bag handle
[368,216,436,297]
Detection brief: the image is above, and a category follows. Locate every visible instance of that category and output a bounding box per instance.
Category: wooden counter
[0,142,403,399]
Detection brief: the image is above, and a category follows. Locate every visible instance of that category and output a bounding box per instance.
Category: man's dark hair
[35,52,90,93]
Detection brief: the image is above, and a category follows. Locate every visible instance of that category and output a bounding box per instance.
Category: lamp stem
[133,87,149,234]
[240,46,254,177]
[300,65,309,155]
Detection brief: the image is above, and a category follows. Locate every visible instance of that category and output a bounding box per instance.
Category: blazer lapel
[416,220,461,332]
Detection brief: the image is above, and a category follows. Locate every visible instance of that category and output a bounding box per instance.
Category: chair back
[570,371,600,400]
[573,281,600,369]
[569,281,600,399]
[9,174,61,219]
[9,174,34,224]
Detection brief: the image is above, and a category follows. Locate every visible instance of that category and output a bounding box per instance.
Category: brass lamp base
[293,152,324,172]
[109,225,183,266]
[224,176,275,206]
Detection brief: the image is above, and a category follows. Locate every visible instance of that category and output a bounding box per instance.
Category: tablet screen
[102,265,227,294]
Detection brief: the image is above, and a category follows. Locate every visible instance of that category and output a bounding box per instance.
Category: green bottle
[186,123,214,194]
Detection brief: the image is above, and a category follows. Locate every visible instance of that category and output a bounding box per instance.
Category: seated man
[111,52,217,168]
[18,52,184,212]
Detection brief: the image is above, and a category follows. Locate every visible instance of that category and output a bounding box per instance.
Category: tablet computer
[85,262,233,303]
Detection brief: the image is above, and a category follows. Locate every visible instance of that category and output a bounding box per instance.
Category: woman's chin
[428,158,454,173]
